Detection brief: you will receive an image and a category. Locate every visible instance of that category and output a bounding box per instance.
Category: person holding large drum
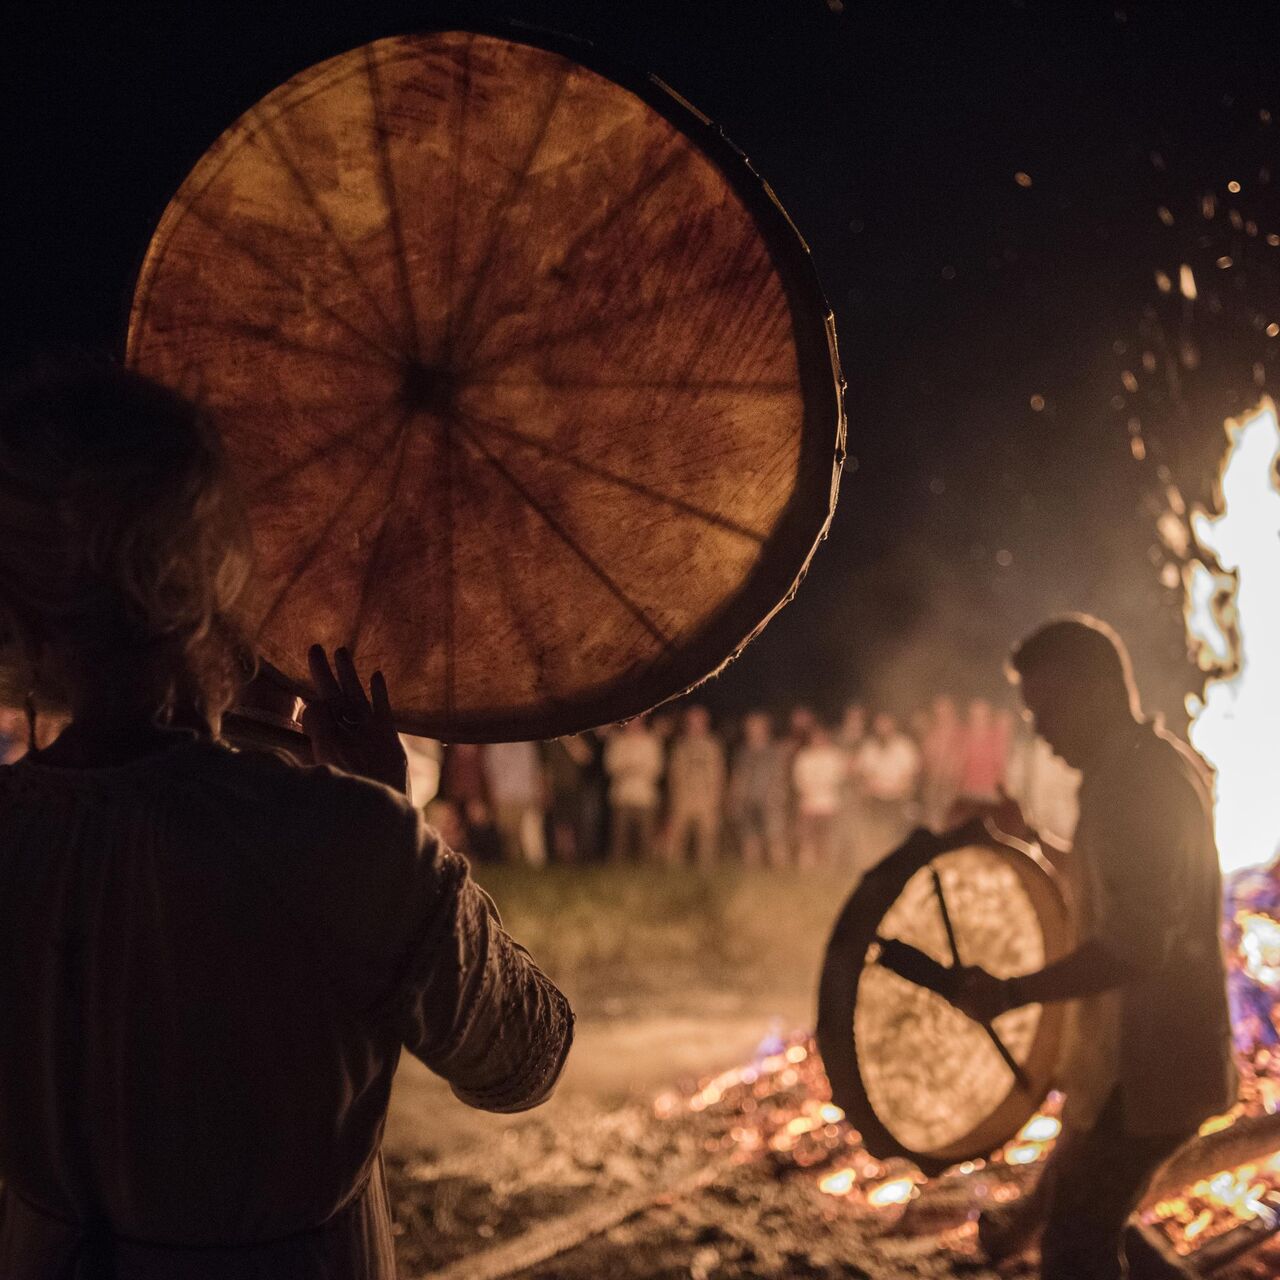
[0,18,846,1276]
[0,362,573,1280]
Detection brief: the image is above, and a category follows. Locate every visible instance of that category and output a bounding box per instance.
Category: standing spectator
[423,796,466,853]
[836,702,868,866]
[909,706,932,746]
[959,697,1012,805]
[575,730,609,862]
[666,705,727,869]
[855,712,923,868]
[482,741,548,867]
[994,707,1018,796]
[439,742,500,861]
[920,694,964,830]
[545,735,593,862]
[784,705,818,851]
[440,741,486,812]
[728,711,790,868]
[786,706,817,759]
[837,703,866,753]
[649,711,677,745]
[604,718,664,862]
[792,722,848,870]
[648,710,678,818]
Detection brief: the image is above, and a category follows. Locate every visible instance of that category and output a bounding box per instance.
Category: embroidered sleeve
[395,836,574,1113]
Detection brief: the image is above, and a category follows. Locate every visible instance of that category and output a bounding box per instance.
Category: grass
[471,863,856,1017]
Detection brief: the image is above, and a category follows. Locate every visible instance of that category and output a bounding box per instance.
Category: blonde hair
[0,360,254,721]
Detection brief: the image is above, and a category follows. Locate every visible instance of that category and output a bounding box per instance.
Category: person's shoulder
[221,745,466,910]
[199,741,423,840]
[1150,727,1214,816]
[1090,724,1206,824]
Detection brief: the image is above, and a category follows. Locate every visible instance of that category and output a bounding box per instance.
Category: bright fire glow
[1150,1151,1280,1252]
[1184,399,1280,873]
[1239,911,1280,988]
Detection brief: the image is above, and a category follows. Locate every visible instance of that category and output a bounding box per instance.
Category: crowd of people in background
[0,694,1080,877]
[404,695,1082,875]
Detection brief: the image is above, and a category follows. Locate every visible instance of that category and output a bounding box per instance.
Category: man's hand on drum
[951,965,1014,1024]
[302,645,408,796]
[947,792,1033,842]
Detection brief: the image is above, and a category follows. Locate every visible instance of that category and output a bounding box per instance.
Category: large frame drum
[126,23,845,742]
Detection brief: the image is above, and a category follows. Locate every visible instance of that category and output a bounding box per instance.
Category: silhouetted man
[955,615,1236,1280]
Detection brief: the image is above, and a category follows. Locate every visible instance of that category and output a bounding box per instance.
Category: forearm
[404,865,575,1112]
[1007,939,1132,1007]
[439,938,575,1113]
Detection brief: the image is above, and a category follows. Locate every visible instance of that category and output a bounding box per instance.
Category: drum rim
[816,824,1073,1176]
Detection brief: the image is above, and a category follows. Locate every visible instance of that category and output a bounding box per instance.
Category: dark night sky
[6,0,1280,727]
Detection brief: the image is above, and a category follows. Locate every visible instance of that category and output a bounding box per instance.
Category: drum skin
[126,25,845,742]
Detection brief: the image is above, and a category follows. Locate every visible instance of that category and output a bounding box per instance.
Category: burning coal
[657,1026,1280,1269]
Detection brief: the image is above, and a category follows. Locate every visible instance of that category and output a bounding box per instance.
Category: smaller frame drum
[817,821,1072,1175]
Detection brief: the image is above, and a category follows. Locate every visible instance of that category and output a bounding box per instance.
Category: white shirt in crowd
[482,741,543,807]
[604,732,665,809]
[399,734,442,809]
[792,743,848,817]
[856,733,922,802]
[1004,733,1080,845]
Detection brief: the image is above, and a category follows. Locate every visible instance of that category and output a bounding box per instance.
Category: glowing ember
[866,1175,918,1207]
[661,1022,1280,1267]
[817,1167,857,1196]
[1017,1114,1061,1144]
[1003,1143,1043,1166]
[1147,1152,1280,1256]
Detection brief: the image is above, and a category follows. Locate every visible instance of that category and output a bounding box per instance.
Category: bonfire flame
[1184,398,1280,875]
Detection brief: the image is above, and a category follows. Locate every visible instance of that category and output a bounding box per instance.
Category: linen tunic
[1058,721,1236,1136]
[791,744,848,818]
[0,737,573,1278]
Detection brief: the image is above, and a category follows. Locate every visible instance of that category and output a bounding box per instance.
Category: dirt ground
[383,1009,1010,1280]
[380,867,1280,1279]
